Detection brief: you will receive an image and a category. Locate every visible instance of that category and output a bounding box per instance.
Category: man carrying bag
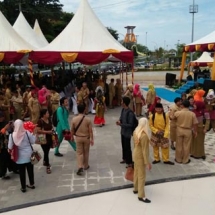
[71,104,94,176]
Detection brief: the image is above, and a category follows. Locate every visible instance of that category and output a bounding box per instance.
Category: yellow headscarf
[133,118,151,144]
[148,83,155,92]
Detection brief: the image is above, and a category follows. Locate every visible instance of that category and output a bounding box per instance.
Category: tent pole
[120,62,122,83]
[132,63,134,85]
[211,54,215,80]
[122,66,124,89]
[126,66,128,87]
[28,59,36,88]
[51,66,54,87]
[69,63,72,71]
[179,52,186,82]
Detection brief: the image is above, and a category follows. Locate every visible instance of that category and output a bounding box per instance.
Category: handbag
[26,132,41,165]
[125,167,134,182]
[10,134,18,162]
[35,120,47,145]
[51,131,59,148]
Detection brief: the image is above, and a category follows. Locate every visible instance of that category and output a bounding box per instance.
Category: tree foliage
[0,0,74,42]
[107,27,119,40]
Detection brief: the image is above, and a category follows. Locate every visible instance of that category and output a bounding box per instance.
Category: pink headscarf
[13,120,26,146]
[133,84,141,97]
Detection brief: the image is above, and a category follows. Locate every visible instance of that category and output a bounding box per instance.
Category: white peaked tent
[30,0,133,65]
[33,19,49,46]
[190,52,214,66]
[13,12,46,49]
[0,11,34,64]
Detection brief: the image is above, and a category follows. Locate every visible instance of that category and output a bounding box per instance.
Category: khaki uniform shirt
[71,115,92,137]
[5,88,12,100]
[81,87,89,102]
[169,104,181,127]
[77,91,84,104]
[174,108,198,129]
[109,83,115,96]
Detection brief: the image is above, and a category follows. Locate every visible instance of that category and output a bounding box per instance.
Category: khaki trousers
[134,163,146,198]
[76,136,90,169]
[175,127,192,164]
[84,99,89,114]
[136,103,142,116]
[153,146,169,162]
[109,94,114,107]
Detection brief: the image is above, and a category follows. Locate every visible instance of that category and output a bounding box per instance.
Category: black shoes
[138,197,151,203]
[120,160,126,164]
[84,166,90,170]
[20,188,26,193]
[164,161,175,165]
[77,168,84,176]
[152,160,161,164]
[55,153,63,157]
[1,175,10,180]
[27,185,35,189]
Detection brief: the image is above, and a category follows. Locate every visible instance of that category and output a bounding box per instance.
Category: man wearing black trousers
[116,97,133,167]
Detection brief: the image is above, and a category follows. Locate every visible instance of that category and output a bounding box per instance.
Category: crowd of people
[0,72,214,202]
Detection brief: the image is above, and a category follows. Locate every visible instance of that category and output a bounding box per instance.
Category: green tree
[154,47,165,58]
[107,27,119,40]
[0,0,63,42]
[135,44,149,54]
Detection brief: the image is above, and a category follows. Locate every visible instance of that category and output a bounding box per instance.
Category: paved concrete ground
[0,76,215,212]
[4,177,215,215]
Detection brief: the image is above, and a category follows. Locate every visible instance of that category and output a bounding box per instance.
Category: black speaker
[166,73,176,86]
[203,80,215,95]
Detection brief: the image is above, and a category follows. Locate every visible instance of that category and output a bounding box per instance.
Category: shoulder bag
[74,116,85,135]
[26,132,41,165]
[10,134,18,162]
[35,119,47,145]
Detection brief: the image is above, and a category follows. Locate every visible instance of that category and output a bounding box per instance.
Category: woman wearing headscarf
[94,86,106,127]
[190,101,210,159]
[205,89,215,131]
[133,118,151,203]
[133,84,145,117]
[194,89,205,102]
[8,120,36,193]
[148,96,161,115]
[146,84,156,109]
[124,84,134,111]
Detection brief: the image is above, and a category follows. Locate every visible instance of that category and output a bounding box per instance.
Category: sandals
[46,166,52,174]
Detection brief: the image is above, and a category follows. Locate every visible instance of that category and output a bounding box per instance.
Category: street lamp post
[189,0,198,61]
[146,32,147,47]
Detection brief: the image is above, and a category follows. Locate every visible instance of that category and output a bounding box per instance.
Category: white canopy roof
[0,11,34,51]
[187,30,215,46]
[33,19,49,46]
[13,12,46,49]
[37,0,129,52]
[192,52,214,63]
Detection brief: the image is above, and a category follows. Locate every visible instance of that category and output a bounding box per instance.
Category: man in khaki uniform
[80,82,90,114]
[50,87,60,113]
[109,79,115,108]
[75,86,84,105]
[5,84,12,100]
[22,85,31,119]
[174,100,198,164]
[71,104,94,176]
[115,79,123,106]
[0,92,10,121]
[169,97,182,150]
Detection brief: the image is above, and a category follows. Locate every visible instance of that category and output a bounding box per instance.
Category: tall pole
[146,32,147,47]
[189,0,198,62]
[19,2,22,12]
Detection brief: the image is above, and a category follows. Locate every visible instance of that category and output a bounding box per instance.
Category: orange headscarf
[194,89,205,102]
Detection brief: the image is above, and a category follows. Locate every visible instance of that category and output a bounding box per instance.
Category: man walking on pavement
[116,97,134,167]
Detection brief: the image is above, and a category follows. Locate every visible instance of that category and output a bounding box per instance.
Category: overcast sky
[60,0,214,51]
